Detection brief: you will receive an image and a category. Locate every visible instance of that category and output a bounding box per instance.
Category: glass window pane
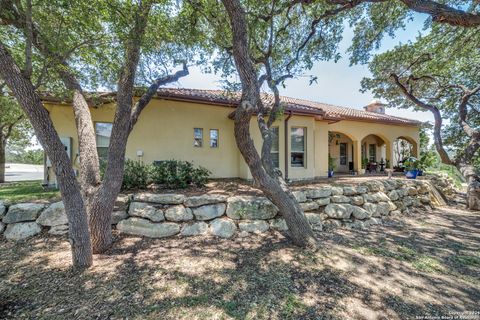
[210,129,218,148]
[270,127,279,152]
[369,144,376,162]
[291,127,305,152]
[271,152,279,168]
[340,143,347,165]
[95,122,112,148]
[291,152,304,167]
[194,128,203,147]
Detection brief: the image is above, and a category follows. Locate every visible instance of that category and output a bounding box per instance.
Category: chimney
[364,99,386,114]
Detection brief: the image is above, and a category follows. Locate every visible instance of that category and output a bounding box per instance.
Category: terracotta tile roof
[40,87,420,126]
[155,88,420,126]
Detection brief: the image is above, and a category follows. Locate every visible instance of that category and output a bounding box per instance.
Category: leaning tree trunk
[456,162,480,210]
[222,0,317,248]
[0,135,5,183]
[235,108,318,248]
[0,42,93,268]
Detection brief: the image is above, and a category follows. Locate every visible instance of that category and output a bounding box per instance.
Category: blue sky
[173,13,434,124]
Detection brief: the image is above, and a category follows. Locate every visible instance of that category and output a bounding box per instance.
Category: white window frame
[290,127,306,168]
[194,128,203,147]
[209,129,219,148]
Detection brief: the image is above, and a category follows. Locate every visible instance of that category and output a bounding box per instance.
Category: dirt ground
[1,204,479,320]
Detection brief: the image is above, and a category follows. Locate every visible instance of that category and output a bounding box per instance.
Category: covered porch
[326,124,419,176]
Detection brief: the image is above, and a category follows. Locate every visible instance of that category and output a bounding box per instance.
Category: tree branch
[130,63,189,130]
[390,72,453,165]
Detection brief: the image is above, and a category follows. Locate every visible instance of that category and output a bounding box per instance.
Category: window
[291,127,306,168]
[194,128,203,147]
[270,127,279,168]
[210,129,219,148]
[95,122,112,160]
[369,144,376,162]
[340,143,347,165]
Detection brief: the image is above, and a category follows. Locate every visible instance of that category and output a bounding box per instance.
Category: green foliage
[361,158,369,169]
[328,154,336,171]
[121,160,152,190]
[151,160,211,189]
[121,159,211,190]
[6,148,43,165]
[0,96,32,150]
[403,157,418,171]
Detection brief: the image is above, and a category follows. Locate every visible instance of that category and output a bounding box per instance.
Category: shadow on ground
[0,205,478,319]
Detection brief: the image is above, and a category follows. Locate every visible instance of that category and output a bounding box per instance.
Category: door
[339,143,348,172]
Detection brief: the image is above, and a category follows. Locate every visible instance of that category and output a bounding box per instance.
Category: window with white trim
[95,122,112,160]
[210,129,219,148]
[291,127,306,168]
[270,127,279,168]
[194,128,203,147]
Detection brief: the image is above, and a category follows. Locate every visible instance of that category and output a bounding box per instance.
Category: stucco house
[41,88,420,184]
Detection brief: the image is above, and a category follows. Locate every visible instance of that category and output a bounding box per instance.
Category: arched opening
[393,136,418,170]
[360,134,389,173]
[328,131,355,174]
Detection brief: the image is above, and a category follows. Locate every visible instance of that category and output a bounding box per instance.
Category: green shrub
[120,159,211,190]
[122,160,152,190]
[150,160,211,189]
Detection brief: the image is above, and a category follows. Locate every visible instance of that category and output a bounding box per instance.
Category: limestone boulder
[407,187,418,196]
[344,220,366,230]
[305,213,323,231]
[238,220,269,233]
[402,196,414,207]
[316,197,330,207]
[49,224,69,235]
[4,222,41,240]
[388,190,400,201]
[350,196,364,206]
[111,211,128,224]
[361,181,384,192]
[305,186,332,199]
[0,222,5,234]
[192,203,226,220]
[209,218,237,238]
[129,202,164,222]
[364,218,382,227]
[352,206,370,220]
[114,194,130,211]
[331,195,351,203]
[3,203,45,224]
[36,201,67,227]
[363,203,377,216]
[226,196,278,220]
[300,201,319,212]
[269,218,288,231]
[117,218,180,238]
[180,222,209,236]
[331,187,344,196]
[356,186,369,194]
[164,205,193,222]
[133,193,185,204]
[184,194,228,207]
[375,202,391,217]
[343,186,357,196]
[324,203,353,219]
[292,191,307,203]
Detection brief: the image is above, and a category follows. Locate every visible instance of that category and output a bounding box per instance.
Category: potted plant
[328,155,336,178]
[404,157,418,179]
[360,158,368,174]
[416,152,435,176]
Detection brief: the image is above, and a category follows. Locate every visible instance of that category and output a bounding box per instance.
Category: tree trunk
[456,162,480,210]
[0,135,5,183]
[235,109,318,248]
[222,0,317,249]
[0,42,93,268]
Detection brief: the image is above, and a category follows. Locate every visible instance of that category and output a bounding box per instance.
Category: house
[41,88,420,184]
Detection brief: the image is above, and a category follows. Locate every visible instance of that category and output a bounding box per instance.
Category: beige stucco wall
[44,99,420,184]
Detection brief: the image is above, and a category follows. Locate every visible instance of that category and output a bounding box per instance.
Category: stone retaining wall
[0,178,443,241]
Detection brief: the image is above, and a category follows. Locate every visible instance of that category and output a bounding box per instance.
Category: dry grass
[1,205,479,319]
